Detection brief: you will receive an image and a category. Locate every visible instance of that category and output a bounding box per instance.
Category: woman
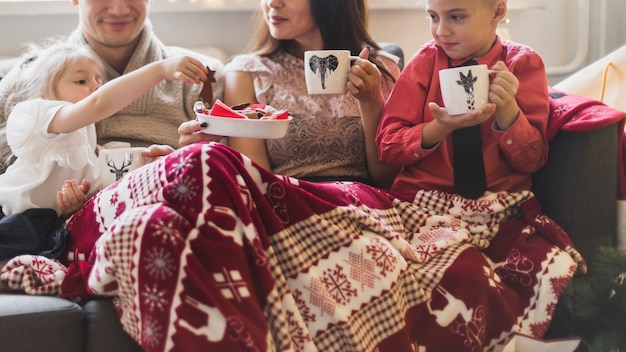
[181,0,400,189]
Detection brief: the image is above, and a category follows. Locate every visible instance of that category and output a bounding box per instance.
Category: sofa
[0,49,622,351]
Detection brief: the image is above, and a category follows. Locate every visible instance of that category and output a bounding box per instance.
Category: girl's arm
[223,70,272,171]
[48,56,208,134]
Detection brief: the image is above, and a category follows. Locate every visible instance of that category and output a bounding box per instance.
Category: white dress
[0,98,101,216]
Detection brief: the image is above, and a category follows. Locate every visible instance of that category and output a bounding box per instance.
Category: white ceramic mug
[304,50,360,94]
[98,147,151,187]
[438,64,490,116]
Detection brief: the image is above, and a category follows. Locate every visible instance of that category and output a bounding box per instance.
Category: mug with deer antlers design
[98,147,152,187]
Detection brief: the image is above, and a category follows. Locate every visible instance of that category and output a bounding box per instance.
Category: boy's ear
[493,0,508,22]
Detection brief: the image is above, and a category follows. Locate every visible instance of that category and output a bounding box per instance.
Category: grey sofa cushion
[82,299,143,352]
[532,123,618,261]
[0,293,84,352]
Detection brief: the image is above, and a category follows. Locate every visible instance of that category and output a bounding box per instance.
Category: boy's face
[426,0,505,60]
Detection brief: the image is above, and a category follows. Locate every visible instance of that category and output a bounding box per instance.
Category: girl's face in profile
[53,59,103,103]
[426,0,503,60]
[261,0,323,51]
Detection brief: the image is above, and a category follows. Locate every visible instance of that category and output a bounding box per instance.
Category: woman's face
[261,0,323,50]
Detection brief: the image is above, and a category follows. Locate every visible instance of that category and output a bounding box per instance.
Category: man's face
[74,0,150,49]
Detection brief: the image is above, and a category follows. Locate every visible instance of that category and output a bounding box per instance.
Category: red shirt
[376,38,550,193]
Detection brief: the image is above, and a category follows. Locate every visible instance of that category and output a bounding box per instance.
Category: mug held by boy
[439,64,491,116]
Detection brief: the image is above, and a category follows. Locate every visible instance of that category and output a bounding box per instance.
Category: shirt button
[506,139,513,145]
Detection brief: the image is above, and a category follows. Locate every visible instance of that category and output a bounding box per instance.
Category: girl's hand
[57,179,90,218]
[163,56,209,85]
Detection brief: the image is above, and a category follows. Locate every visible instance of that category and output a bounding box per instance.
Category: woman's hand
[57,179,90,218]
[178,120,223,147]
[347,47,383,105]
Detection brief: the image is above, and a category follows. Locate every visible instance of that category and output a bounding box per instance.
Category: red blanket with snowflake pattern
[5,142,583,351]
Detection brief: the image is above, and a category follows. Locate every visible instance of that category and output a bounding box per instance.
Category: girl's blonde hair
[0,39,105,172]
[18,40,104,100]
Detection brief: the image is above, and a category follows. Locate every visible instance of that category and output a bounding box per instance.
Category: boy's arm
[493,51,550,173]
[376,52,438,167]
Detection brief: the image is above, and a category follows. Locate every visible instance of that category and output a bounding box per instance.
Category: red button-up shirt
[376,38,550,194]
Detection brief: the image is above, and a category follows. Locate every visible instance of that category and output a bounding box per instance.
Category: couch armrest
[532,123,619,261]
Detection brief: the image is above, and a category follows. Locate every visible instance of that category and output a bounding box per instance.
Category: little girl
[0,41,209,218]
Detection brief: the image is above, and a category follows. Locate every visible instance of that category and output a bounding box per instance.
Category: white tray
[196,113,292,139]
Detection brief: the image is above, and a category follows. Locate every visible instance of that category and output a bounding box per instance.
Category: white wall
[1,0,625,86]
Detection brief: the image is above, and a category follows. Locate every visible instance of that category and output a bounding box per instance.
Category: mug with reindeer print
[438,64,490,116]
[304,50,360,94]
[98,147,152,187]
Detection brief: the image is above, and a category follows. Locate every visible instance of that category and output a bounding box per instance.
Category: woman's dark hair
[247,0,395,81]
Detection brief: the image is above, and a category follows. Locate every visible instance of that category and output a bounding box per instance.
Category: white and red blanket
[1,142,583,351]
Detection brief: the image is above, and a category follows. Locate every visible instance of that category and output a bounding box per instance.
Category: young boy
[376,0,550,199]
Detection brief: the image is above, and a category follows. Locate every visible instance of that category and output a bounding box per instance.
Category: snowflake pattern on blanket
[4,142,582,352]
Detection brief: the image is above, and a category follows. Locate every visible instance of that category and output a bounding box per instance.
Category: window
[0,0,544,16]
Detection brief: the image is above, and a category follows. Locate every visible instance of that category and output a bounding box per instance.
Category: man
[0,0,224,172]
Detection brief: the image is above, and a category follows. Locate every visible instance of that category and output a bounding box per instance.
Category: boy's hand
[57,179,90,218]
[429,102,496,130]
[488,61,520,129]
[422,102,496,148]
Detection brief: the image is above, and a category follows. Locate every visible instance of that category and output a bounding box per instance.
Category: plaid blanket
[1,142,583,351]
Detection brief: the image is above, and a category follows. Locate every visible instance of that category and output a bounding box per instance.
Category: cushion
[82,299,143,352]
[0,293,84,352]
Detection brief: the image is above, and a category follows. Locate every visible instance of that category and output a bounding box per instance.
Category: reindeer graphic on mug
[456,69,479,111]
[105,152,133,181]
[308,54,339,90]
